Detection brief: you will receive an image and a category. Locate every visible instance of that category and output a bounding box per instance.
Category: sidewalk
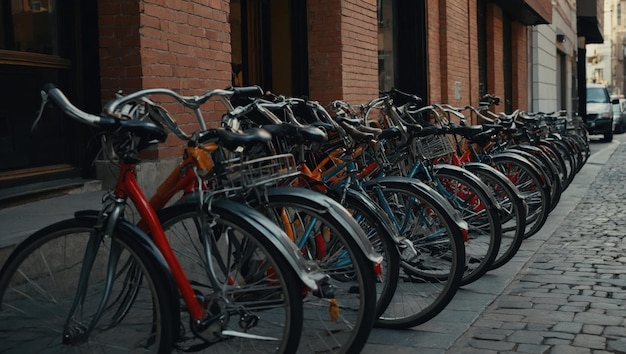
[0,139,622,353]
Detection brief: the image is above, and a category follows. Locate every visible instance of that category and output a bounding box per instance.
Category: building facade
[1,0,603,194]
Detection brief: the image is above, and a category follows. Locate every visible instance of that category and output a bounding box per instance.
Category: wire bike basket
[215,153,300,192]
[415,134,455,160]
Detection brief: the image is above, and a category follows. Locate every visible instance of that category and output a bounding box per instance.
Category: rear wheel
[158,201,304,353]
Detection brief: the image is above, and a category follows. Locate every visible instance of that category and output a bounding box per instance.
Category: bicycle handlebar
[102,88,237,118]
[33,84,118,132]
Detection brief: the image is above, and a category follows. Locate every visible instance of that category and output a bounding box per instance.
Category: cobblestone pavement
[362,139,626,353]
[448,142,626,353]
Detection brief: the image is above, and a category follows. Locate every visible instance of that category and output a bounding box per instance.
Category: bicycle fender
[461,162,526,202]
[362,176,469,232]
[326,187,403,244]
[430,163,501,211]
[490,152,550,189]
[209,199,328,291]
[75,211,173,275]
[263,186,384,265]
[73,210,180,326]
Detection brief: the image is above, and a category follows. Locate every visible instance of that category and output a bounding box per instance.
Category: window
[1,0,61,55]
[376,0,427,99]
[0,0,71,68]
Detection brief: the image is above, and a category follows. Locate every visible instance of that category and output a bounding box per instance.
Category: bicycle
[102,87,382,353]
[0,84,330,353]
[235,96,467,329]
[362,91,502,285]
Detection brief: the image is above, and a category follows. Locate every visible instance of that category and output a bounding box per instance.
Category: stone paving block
[549,345,592,354]
[603,325,626,337]
[506,330,545,344]
[525,322,551,331]
[573,312,623,325]
[559,305,587,312]
[500,322,526,330]
[544,338,572,346]
[539,331,576,340]
[572,333,606,349]
[533,303,559,311]
[515,343,550,353]
[472,328,513,338]
[607,338,626,353]
[552,321,583,333]
[581,324,603,335]
[467,339,516,351]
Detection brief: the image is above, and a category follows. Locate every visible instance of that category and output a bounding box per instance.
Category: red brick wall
[308,0,378,106]
[486,4,505,103]
[98,0,232,159]
[429,0,480,109]
[308,0,343,105]
[340,0,378,105]
[511,22,528,111]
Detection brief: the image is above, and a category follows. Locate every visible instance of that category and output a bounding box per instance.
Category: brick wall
[512,22,529,111]
[487,4,505,103]
[308,0,378,105]
[340,0,379,105]
[98,0,232,160]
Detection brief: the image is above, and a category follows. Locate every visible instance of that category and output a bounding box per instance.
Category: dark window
[230,0,309,97]
[377,0,428,100]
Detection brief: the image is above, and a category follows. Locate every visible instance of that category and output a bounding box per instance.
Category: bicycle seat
[447,123,483,138]
[118,119,168,146]
[378,126,402,140]
[334,116,364,126]
[337,120,375,143]
[229,85,264,107]
[195,127,271,151]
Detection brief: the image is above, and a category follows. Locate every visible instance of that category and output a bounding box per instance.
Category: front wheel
[0,218,177,353]
[363,177,465,329]
[248,187,378,353]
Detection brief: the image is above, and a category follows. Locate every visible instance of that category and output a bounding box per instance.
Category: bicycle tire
[429,164,502,285]
[0,217,177,353]
[362,176,465,328]
[509,146,562,211]
[326,188,401,319]
[157,200,305,353]
[489,153,551,239]
[247,186,378,353]
[463,162,526,269]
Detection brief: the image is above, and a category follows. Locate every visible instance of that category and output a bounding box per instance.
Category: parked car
[584,83,613,142]
[612,98,626,134]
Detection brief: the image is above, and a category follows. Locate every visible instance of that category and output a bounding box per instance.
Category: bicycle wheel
[489,153,551,239]
[157,200,304,353]
[251,186,378,353]
[363,177,465,329]
[0,217,177,353]
[326,188,400,319]
[430,164,502,285]
[509,146,562,211]
[463,162,527,269]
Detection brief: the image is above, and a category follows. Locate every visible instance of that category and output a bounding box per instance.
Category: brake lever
[31,90,50,134]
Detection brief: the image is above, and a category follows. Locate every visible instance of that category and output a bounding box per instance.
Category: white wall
[529,0,578,114]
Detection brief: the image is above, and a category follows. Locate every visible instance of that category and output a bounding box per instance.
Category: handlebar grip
[42,83,116,128]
